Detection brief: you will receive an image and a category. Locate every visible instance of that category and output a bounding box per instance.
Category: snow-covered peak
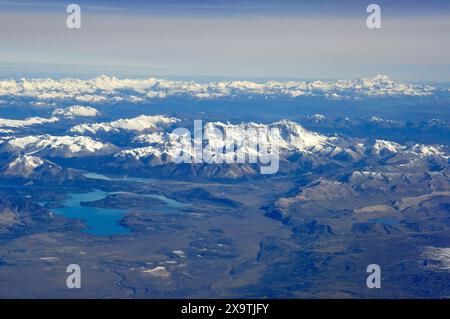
[411,144,448,158]
[0,154,83,181]
[197,119,330,155]
[307,114,326,123]
[373,74,390,82]
[367,139,448,159]
[3,134,117,157]
[52,105,100,118]
[370,139,402,154]
[269,119,329,151]
[1,155,51,178]
[70,115,179,134]
[118,119,333,163]
[422,247,450,271]
[133,132,165,145]
[8,155,45,170]
[0,116,58,128]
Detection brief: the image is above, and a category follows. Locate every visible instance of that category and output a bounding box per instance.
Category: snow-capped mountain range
[0,74,448,180]
[70,115,179,134]
[0,154,80,183]
[0,116,59,129]
[0,134,118,158]
[0,110,447,180]
[52,105,100,118]
[117,119,448,164]
[0,74,444,105]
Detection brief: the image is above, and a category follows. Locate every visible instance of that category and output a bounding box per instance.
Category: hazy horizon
[1,0,449,81]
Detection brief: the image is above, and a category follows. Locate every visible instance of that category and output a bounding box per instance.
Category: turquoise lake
[51,189,131,236]
[47,173,187,236]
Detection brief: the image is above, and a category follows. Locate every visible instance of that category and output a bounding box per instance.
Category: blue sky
[0,0,449,81]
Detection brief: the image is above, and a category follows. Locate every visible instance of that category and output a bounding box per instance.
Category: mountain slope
[0,155,81,183]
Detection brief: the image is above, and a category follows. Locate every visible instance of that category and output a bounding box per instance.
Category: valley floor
[1,175,449,298]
